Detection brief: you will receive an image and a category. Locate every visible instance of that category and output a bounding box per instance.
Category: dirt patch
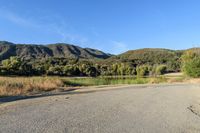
[187,78,200,84]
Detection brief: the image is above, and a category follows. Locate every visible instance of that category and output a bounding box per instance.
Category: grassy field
[0,76,185,97]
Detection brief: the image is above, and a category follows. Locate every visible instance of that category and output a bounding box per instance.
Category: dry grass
[0,75,188,97]
[167,77,186,83]
[186,78,200,84]
[0,77,64,96]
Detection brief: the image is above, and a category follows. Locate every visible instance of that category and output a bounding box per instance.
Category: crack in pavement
[188,104,200,117]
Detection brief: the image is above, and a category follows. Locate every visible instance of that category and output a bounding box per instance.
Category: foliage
[0,56,170,77]
[181,50,200,77]
[109,48,182,72]
[1,75,185,96]
[182,58,200,78]
[155,65,167,75]
[2,57,21,71]
[4,47,200,77]
[136,65,150,77]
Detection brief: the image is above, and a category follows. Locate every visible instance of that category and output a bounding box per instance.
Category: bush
[63,65,80,76]
[182,58,200,77]
[181,50,200,77]
[136,65,149,77]
[155,65,167,75]
[47,66,63,75]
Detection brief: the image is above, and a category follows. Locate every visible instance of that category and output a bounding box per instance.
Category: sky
[1,0,200,54]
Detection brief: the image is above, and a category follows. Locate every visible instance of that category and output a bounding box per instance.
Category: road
[0,84,200,133]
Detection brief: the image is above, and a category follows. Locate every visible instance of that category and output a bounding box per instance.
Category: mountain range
[0,41,199,63]
[0,41,111,61]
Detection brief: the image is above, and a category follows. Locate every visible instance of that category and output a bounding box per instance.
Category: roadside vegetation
[0,76,185,97]
[181,49,200,78]
[1,46,200,97]
[0,77,64,96]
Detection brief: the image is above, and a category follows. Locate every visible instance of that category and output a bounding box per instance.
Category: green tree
[18,62,33,75]
[63,65,80,76]
[47,66,63,75]
[155,65,167,75]
[111,63,118,75]
[181,50,200,77]
[136,65,149,77]
[2,57,21,70]
[1,57,22,74]
[183,58,200,77]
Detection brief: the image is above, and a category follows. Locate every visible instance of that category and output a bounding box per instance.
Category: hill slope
[103,48,184,72]
[116,48,183,64]
[0,41,111,60]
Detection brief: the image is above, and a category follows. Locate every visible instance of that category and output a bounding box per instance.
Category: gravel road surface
[0,84,200,133]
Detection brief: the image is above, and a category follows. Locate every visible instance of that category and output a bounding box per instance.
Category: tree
[47,66,63,75]
[33,65,46,75]
[86,66,99,77]
[2,57,21,70]
[182,57,200,77]
[155,65,167,75]
[2,57,22,74]
[111,63,118,75]
[63,65,80,76]
[118,63,125,75]
[136,65,149,77]
[181,50,200,77]
[18,62,33,75]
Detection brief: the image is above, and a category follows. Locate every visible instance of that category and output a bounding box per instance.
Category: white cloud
[110,41,128,54]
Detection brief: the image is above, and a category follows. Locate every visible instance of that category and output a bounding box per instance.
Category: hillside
[117,48,182,63]
[102,48,184,72]
[2,41,200,73]
[2,41,200,76]
[0,41,111,60]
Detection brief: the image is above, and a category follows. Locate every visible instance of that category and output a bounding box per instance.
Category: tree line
[1,49,200,78]
[0,56,169,77]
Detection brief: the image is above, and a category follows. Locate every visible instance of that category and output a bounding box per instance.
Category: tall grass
[0,76,184,97]
[0,77,64,96]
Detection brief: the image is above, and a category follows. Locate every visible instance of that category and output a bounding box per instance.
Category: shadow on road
[0,88,78,104]
[0,88,114,104]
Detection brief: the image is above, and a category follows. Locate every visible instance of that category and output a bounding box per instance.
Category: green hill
[2,40,200,74]
[2,41,200,76]
[115,48,183,64]
[104,48,184,72]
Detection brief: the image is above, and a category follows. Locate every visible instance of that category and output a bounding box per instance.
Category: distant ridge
[1,41,200,65]
[0,41,112,60]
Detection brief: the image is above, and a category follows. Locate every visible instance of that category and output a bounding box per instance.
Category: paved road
[0,84,200,133]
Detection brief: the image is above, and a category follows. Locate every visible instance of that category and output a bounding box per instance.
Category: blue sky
[1,0,200,54]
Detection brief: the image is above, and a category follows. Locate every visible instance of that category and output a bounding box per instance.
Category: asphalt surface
[0,84,200,133]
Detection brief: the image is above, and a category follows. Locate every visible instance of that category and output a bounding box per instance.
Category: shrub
[47,66,63,75]
[181,50,200,77]
[155,65,167,75]
[136,65,149,77]
[182,58,200,78]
